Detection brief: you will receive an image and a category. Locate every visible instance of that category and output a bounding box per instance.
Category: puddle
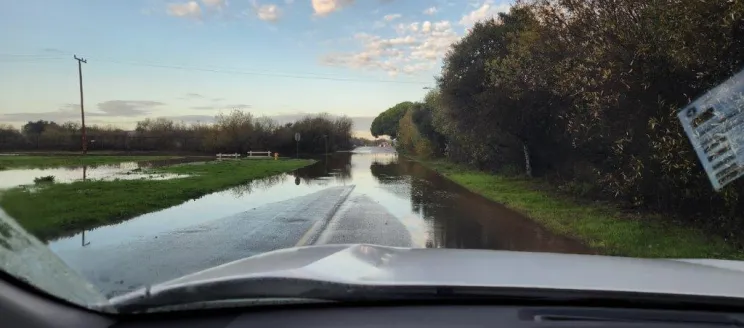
[0,157,206,189]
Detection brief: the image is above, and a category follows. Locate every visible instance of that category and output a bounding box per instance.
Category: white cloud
[459,1,511,26]
[201,0,225,8]
[167,1,202,18]
[433,20,451,32]
[423,6,437,15]
[257,4,281,21]
[421,21,431,33]
[383,13,401,22]
[312,0,354,16]
[320,17,459,76]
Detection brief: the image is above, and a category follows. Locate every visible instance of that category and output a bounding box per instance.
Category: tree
[22,120,58,148]
[0,124,28,150]
[436,9,538,170]
[370,101,413,138]
[22,120,57,136]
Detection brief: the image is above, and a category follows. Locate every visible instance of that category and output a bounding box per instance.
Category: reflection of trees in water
[401,160,589,253]
[369,157,415,200]
[400,160,486,249]
[229,174,287,197]
[369,159,405,184]
[369,157,484,248]
[292,153,352,186]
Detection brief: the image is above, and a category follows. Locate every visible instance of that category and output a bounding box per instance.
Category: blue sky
[1,0,511,136]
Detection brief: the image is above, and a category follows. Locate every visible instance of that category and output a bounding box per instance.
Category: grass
[421,159,744,259]
[0,159,315,241]
[0,155,180,169]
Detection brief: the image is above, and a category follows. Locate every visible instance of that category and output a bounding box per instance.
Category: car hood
[108,244,744,310]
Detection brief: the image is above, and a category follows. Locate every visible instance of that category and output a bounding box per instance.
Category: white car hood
[115,244,744,303]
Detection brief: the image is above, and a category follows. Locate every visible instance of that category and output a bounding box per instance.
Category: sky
[1,0,511,137]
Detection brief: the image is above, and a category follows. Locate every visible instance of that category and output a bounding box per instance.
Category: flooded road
[50,149,589,254]
[47,148,591,296]
[0,157,206,189]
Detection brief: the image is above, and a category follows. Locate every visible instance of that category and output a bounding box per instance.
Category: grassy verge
[0,155,180,169]
[0,159,315,240]
[421,159,744,259]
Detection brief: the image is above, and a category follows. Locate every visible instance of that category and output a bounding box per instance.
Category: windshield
[3,0,744,313]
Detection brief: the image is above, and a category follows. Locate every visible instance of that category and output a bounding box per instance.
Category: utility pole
[74,55,88,155]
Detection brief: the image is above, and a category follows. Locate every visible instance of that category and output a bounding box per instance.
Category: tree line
[0,110,355,155]
[375,0,744,243]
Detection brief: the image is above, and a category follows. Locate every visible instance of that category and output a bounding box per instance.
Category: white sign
[294,132,301,142]
[678,69,744,190]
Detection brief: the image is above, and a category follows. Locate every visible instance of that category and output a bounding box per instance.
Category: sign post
[294,132,301,159]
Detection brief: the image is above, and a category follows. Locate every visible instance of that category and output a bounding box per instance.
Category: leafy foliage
[386,0,744,243]
[392,94,447,158]
[370,101,413,138]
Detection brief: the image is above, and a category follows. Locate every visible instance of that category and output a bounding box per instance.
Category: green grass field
[0,155,179,169]
[0,159,315,240]
[422,159,744,259]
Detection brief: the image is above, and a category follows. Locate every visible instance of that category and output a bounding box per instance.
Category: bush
[33,176,55,184]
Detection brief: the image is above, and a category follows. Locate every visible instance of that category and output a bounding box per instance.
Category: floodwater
[0,157,205,189]
[49,148,590,254]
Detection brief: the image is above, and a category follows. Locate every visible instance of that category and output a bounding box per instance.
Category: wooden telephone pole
[74,55,88,154]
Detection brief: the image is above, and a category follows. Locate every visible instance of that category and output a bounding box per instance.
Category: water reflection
[0,157,207,189]
[49,149,590,255]
[293,153,353,186]
[370,160,404,184]
[229,174,288,197]
[376,158,592,254]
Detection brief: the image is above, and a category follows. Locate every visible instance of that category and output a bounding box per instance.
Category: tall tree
[370,101,413,139]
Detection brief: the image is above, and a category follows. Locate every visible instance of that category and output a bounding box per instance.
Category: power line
[99,59,429,84]
[3,52,348,78]
[0,52,431,85]
[0,53,63,57]
[0,57,66,63]
[8,51,412,81]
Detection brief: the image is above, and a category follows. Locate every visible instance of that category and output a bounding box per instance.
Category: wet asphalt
[48,147,591,297]
[53,186,378,296]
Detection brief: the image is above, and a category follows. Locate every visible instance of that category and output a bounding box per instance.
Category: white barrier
[216,153,240,158]
[247,151,272,158]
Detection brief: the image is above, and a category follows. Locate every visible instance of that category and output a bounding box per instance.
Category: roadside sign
[294,132,301,142]
[678,68,744,190]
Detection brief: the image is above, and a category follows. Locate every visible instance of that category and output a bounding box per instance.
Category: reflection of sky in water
[0,158,201,189]
[49,149,404,252]
[0,163,141,189]
[48,147,591,255]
